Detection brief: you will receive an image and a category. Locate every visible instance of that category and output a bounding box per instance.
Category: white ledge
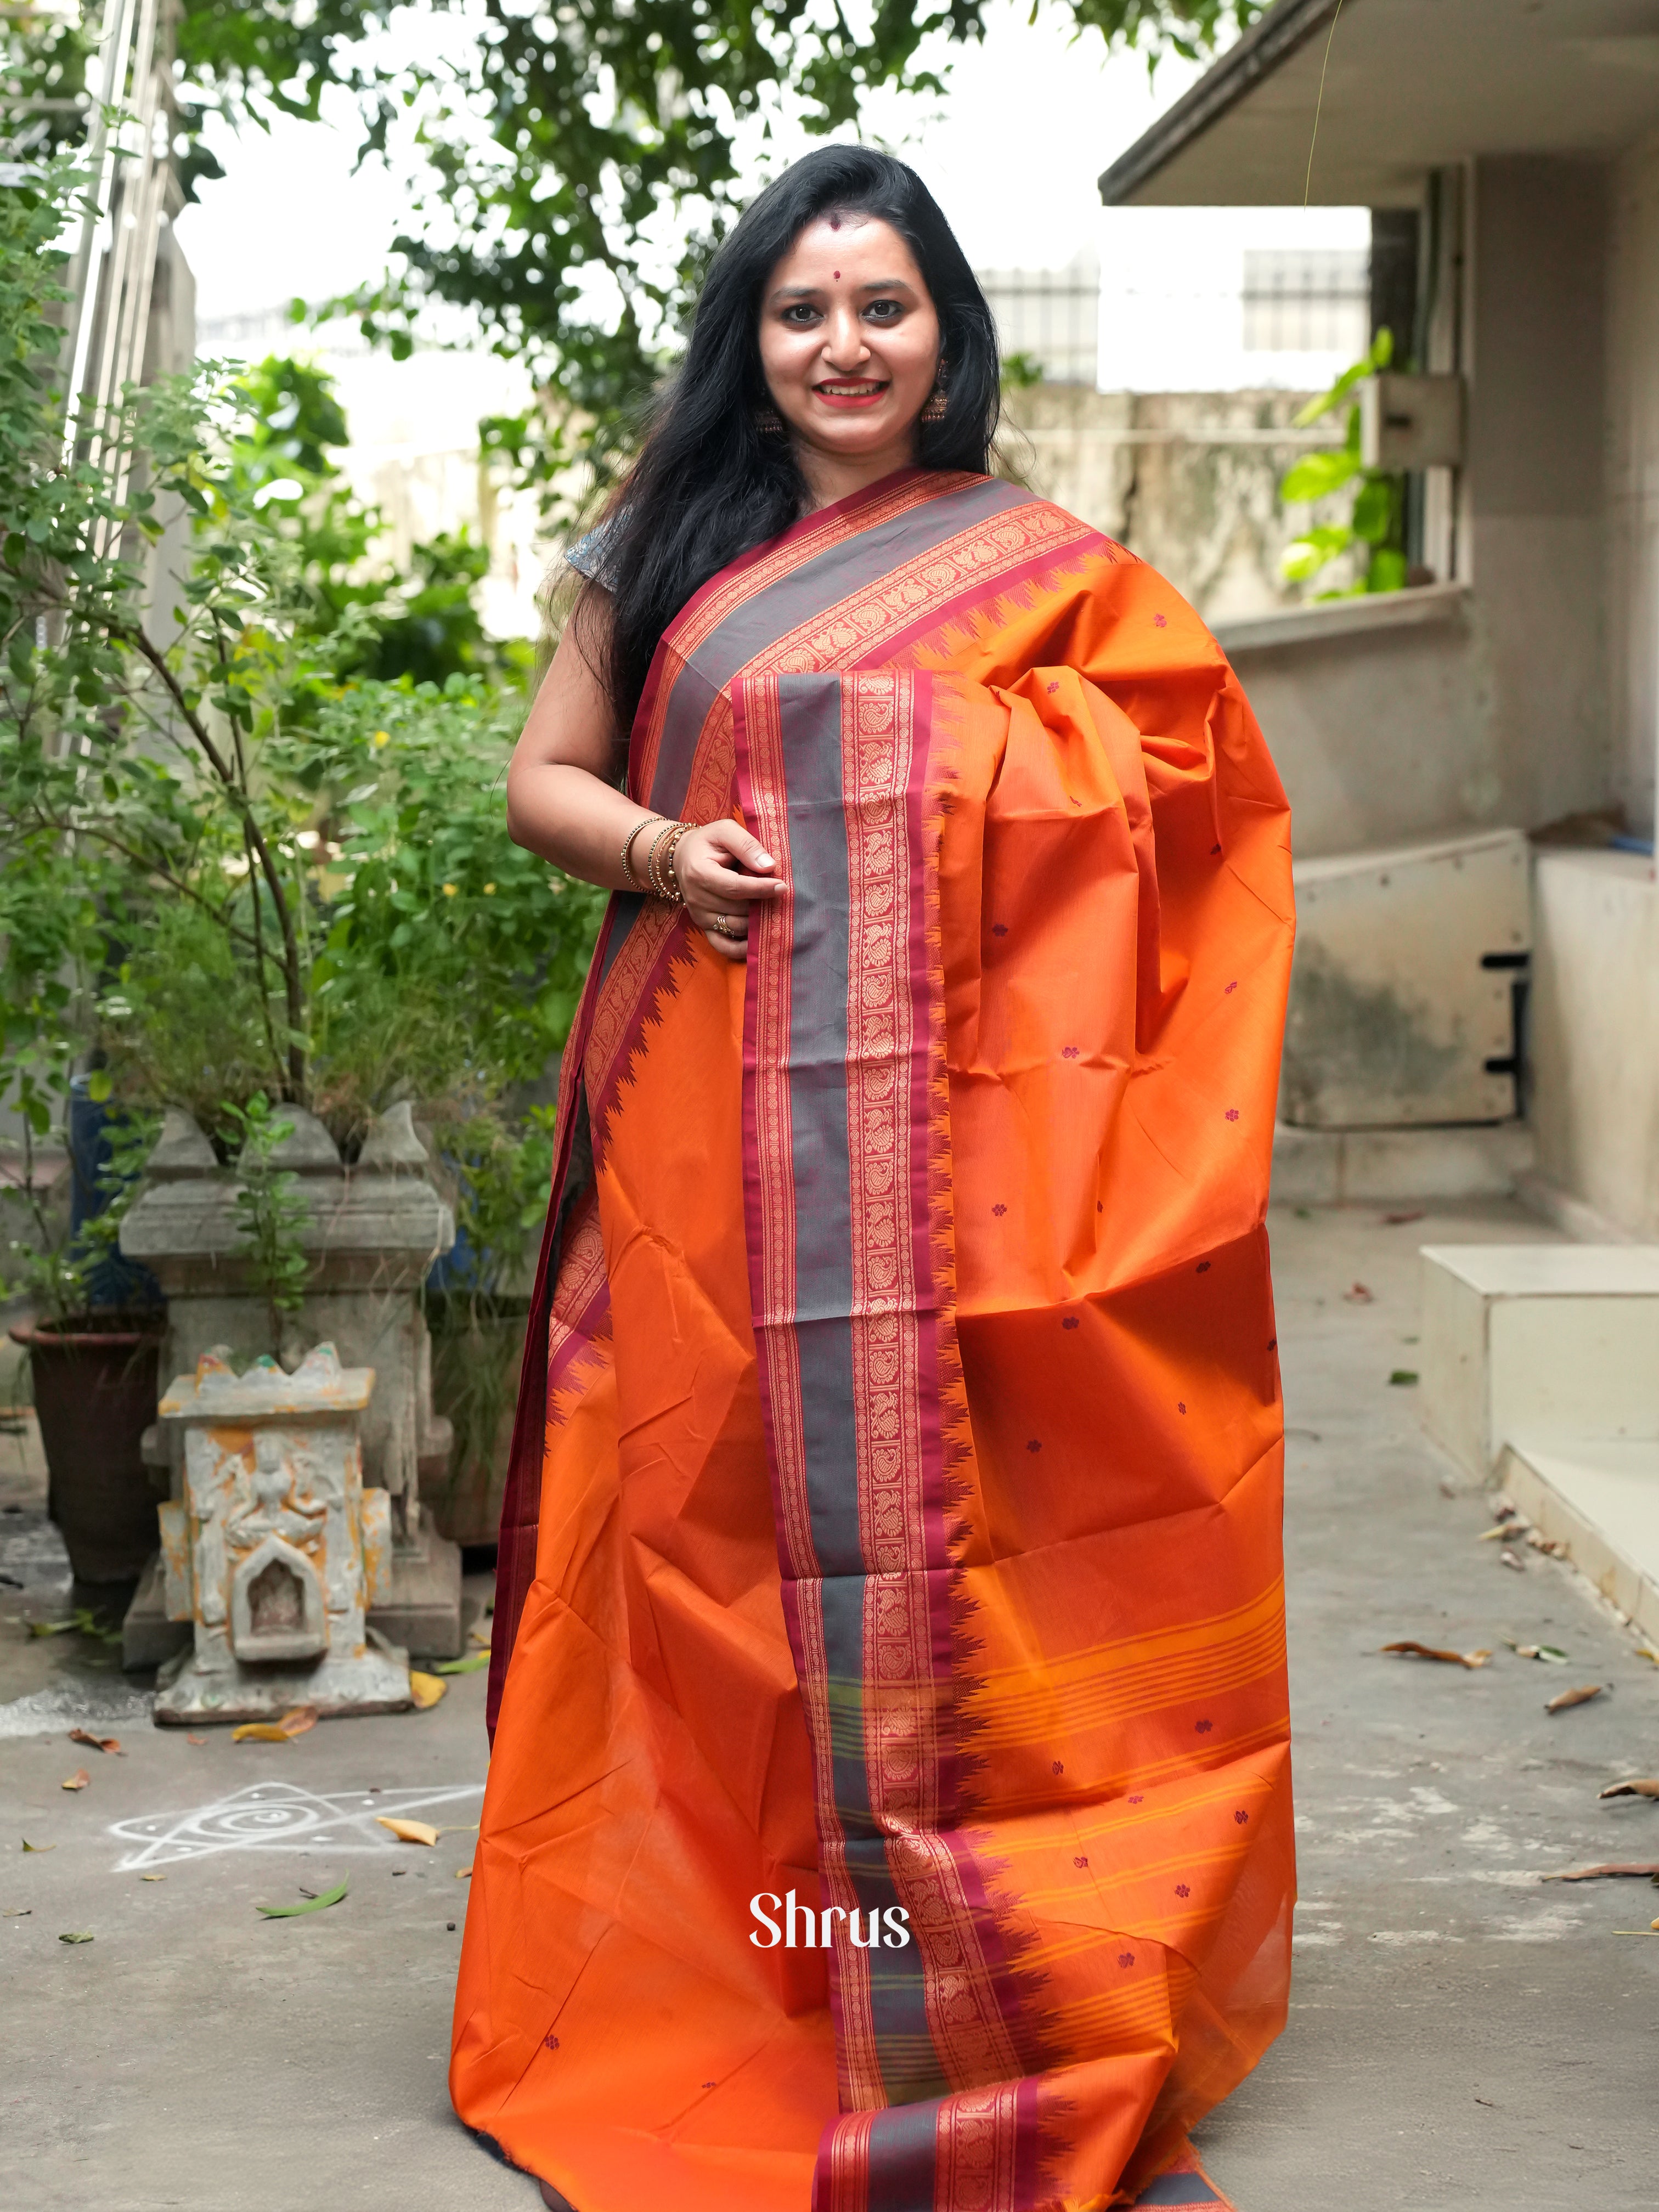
[1214,580,1471,656]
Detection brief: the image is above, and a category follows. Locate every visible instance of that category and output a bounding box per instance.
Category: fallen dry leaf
[1,1906,30,1917]
[1525,1530,1565,1557]
[1382,1640,1491,1669]
[67,1728,122,1755]
[60,1769,89,1791]
[1344,1282,1374,1304]
[376,1815,440,1847]
[20,1839,54,1853]
[1500,1550,1526,1571]
[231,1705,319,1744]
[1477,1526,1514,1543]
[140,1873,166,1881]
[1545,1683,1605,1713]
[408,1671,445,1709]
[1382,1209,1425,1226]
[186,1734,206,1746]
[1506,1641,1569,1664]
[1635,1647,1659,1666]
[1599,1779,1659,1801]
[1543,1861,1659,1882]
[466,1624,492,1649]
[455,1865,472,1879]
[1611,1925,1659,1934]
[57,1931,93,1944]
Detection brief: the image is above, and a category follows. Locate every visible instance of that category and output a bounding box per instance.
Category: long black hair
[591,145,1001,732]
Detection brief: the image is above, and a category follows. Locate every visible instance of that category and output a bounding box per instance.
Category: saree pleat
[454,467,1295,2212]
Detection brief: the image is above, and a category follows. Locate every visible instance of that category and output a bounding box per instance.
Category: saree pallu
[452,467,1296,2212]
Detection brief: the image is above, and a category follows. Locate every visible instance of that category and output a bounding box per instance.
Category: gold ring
[717,912,741,935]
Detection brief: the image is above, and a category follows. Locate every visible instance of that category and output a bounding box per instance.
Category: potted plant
[3,1111,166,1596]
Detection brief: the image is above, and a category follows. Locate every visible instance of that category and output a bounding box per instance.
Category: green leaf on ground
[21,1839,55,1852]
[432,1649,490,1674]
[1389,1370,1419,1386]
[58,1931,93,1944]
[255,1880,348,1920]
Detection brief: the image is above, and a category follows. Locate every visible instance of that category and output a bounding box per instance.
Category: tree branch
[118,619,308,1102]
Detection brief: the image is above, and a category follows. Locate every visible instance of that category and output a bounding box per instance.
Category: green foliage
[165,0,1265,504]
[222,1093,312,1350]
[221,354,524,691]
[1278,330,1409,598]
[0,159,600,1301]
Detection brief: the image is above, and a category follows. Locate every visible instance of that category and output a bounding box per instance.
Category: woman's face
[758,213,941,465]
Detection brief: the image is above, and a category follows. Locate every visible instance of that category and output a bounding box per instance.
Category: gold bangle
[620,814,659,890]
[644,819,679,901]
[659,822,691,905]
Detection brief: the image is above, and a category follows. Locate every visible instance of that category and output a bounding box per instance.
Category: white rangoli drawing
[109,1780,486,1869]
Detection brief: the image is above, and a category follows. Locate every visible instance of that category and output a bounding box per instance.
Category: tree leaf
[232,1705,319,1743]
[67,1728,122,1754]
[432,1649,489,1674]
[1599,1779,1659,1800]
[58,1931,94,1944]
[376,1816,439,1846]
[255,1879,348,1918]
[21,1839,55,1852]
[60,1769,90,1791]
[1381,1640,1490,1669]
[1545,1684,1607,1713]
[409,1672,446,1709]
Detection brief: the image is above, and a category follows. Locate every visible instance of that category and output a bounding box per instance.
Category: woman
[452,145,1295,2212]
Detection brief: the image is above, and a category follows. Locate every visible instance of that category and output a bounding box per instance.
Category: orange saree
[452,467,1296,2212]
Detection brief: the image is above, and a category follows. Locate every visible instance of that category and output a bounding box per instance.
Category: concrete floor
[5,1201,1658,2211]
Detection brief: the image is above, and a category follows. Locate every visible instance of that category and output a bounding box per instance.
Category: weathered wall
[1606,130,1659,840]
[1222,599,1496,861]
[1530,851,1659,1236]
[1466,157,1613,832]
[998,385,1353,622]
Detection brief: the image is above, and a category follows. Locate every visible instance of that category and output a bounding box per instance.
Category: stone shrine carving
[154,1344,410,1723]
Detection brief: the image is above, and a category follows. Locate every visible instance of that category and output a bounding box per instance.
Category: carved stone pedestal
[153,1345,411,1725]
[121,1102,464,1663]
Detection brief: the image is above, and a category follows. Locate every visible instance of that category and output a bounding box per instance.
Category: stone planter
[119,1102,464,1664]
[7,1313,165,1589]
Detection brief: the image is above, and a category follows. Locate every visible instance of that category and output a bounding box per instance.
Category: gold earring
[921,383,948,425]
[754,403,786,437]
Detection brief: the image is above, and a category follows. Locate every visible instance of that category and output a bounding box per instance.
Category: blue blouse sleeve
[563,521,619,589]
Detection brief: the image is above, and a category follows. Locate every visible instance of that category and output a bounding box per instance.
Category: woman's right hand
[672,820,784,961]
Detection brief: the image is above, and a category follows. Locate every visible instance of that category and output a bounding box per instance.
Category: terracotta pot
[9,1313,165,1585]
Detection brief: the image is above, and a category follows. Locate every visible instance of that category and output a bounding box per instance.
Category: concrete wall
[1225,599,1496,860]
[1530,850,1659,1236]
[1469,156,1610,832]
[1466,157,1613,832]
[1606,131,1659,840]
[998,385,1355,623]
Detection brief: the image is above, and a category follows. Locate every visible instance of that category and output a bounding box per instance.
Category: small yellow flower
[442,883,458,896]
[373,730,390,748]
[483,883,496,895]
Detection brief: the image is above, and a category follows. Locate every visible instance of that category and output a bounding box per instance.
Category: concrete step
[1498,1437,1659,1641]
[1419,1243,1659,1476]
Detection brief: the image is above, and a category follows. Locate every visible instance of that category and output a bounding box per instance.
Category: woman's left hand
[672,820,784,962]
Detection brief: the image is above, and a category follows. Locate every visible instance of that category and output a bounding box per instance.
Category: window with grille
[1242,249,1369,354]
[977,264,1099,386]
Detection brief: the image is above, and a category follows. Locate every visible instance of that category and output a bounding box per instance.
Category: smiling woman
[458,146,1296,2212]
